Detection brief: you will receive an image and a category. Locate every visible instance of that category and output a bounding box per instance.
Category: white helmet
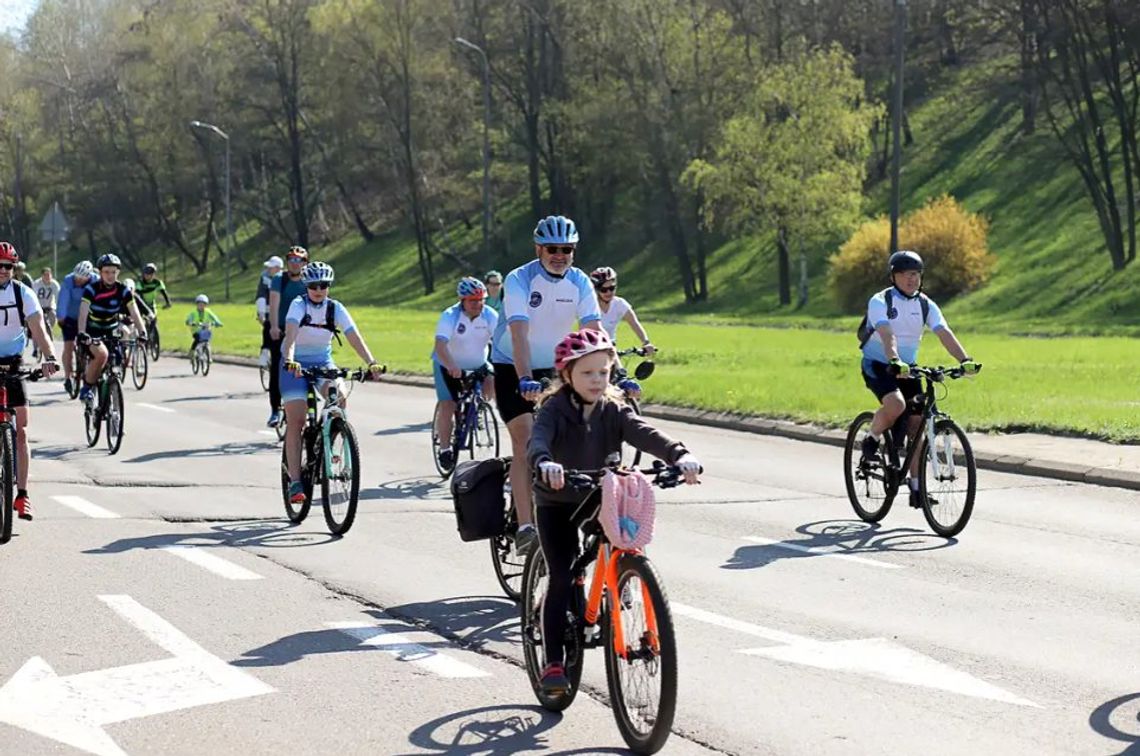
[264,255,283,269]
[123,278,136,291]
[195,294,209,304]
[73,261,95,278]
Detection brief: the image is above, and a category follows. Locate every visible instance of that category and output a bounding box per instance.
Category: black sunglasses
[0,264,12,271]
[597,286,616,293]
[307,282,330,290]
[543,246,575,255]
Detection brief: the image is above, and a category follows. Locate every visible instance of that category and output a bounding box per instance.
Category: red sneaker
[14,494,32,521]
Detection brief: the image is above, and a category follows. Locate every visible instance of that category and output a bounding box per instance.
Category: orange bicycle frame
[582,541,661,659]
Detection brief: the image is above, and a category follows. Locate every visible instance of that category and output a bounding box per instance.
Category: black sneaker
[908,489,937,509]
[860,435,880,466]
[515,525,538,557]
[438,448,455,471]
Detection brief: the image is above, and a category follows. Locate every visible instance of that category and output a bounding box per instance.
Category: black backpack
[449,457,509,542]
[0,283,27,329]
[857,288,929,347]
[299,299,343,345]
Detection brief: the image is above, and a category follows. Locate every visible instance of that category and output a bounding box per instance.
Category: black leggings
[268,335,283,411]
[535,493,598,665]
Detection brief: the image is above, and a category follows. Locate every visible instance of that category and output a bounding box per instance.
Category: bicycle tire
[430,401,455,479]
[105,377,125,455]
[0,424,14,544]
[274,414,287,442]
[68,350,83,399]
[148,322,160,361]
[321,418,360,536]
[604,552,678,755]
[521,549,585,712]
[472,400,500,460]
[918,418,977,538]
[202,345,211,376]
[843,411,897,522]
[132,344,148,390]
[281,433,314,523]
[84,389,101,448]
[260,364,270,392]
[489,504,522,600]
[625,398,643,467]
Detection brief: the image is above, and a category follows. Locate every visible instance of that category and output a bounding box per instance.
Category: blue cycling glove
[518,376,543,395]
[617,378,641,394]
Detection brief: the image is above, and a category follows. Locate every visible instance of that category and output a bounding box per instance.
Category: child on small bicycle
[186,294,223,354]
[527,327,701,695]
[281,261,383,505]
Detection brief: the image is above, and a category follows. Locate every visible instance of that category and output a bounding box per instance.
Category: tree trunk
[1020,0,1038,135]
[777,225,791,306]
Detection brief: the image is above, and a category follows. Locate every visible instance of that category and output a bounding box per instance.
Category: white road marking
[743,535,903,569]
[51,495,120,519]
[0,595,274,756]
[258,430,278,437]
[327,621,490,679]
[160,545,264,581]
[671,602,1037,706]
[137,403,175,413]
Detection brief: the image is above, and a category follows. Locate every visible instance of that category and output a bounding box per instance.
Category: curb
[197,352,1140,493]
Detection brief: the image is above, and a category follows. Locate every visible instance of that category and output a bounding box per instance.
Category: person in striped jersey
[76,253,148,404]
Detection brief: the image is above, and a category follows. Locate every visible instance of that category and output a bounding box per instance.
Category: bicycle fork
[925,415,955,481]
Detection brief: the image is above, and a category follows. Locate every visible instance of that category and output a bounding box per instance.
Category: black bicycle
[118,330,148,390]
[614,347,657,466]
[0,367,45,544]
[843,364,978,537]
[145,313,161,362]
[81,337,126,455]
[520,461,688,754]
[431,365,499,479]
[280,365,383,536]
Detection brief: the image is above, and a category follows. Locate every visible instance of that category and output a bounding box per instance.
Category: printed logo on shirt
[457,323,467,334]
[529,291,543,308]
[887,306,898,319]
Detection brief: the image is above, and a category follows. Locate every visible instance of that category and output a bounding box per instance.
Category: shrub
[828,195,995,312]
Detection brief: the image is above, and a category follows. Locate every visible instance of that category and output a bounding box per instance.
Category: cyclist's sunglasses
[286,255,307,263]
[307,282,330,290]
[542,245,575,255]
[597,285,616,293]
[0,264,12,271]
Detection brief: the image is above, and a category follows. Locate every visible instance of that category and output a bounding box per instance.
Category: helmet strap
[890,281,921,300]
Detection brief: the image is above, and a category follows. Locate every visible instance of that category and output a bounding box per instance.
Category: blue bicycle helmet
[457,276,486,300]
[301,261,335,285]
[533,215,579,246]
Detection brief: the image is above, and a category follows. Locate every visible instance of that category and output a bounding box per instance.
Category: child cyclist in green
[526,328,702,695]
[186,294,223,354]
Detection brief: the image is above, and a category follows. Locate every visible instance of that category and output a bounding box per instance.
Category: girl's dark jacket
[527,386,689,504]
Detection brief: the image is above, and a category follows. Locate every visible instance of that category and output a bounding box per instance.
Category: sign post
[39,202,70,273]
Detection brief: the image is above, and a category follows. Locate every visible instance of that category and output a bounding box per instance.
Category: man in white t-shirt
[432,277,498,471]
[34,268,61,334]
[858,250,981,508]
[590,265,655,350]
[489,215,601,555]
[280,261,383,507]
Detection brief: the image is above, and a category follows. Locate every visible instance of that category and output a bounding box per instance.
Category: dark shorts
[493,362,554,424]
[60,318,79,342]
[861,359,921,402]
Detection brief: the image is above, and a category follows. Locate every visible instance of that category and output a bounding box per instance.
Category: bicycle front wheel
[84,397,101,447]
[104,377,125,455]
[321,418,360,536]
[843,411,897,523]
[260,364,270,392]
[132,344,149,390]
[148,322,160,361]
[919,419,977,537]
[0,424,15,544]
[521,549,585,712]
[190,348,199,375]
[202,345,211,376]
[68,351,83,399]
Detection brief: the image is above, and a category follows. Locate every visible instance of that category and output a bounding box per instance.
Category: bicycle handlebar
[298,365,388,382]
[0,367,47,382]
[617,346,656,357]
[560,460,701,491]
[908,365,970,381]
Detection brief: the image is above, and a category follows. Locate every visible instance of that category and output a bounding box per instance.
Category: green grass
[192,303,1140,442]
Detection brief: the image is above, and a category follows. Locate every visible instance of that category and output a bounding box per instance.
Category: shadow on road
[163,390,266,403]
[722,519,955,570]
[83,520,338,554]
[374,421,432,438]
[31,443,86,461]
[396,704,570,755]
[1089,692,1140,755]
[360,475,449,501]
[377,595,521,648]
[123,440,278,464]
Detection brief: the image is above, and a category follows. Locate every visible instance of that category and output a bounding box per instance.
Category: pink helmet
[554,328,614,371]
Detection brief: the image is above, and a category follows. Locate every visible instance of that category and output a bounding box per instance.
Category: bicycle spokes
[611,572,662,729]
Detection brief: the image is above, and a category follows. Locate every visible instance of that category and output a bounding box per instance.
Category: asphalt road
[0,357,1137,755]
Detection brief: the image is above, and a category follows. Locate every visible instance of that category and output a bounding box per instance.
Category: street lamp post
[190,120,232,302]
[454,37,492,262]
[889,0,907,255]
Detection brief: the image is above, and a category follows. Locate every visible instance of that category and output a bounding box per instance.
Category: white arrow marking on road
[671,602,1037,707]
[327,622,490,679]
[161,545,264,580]
[742,535,903,569]
[0,595,274,756]
[51,495,120,519]
[137,402,175,413]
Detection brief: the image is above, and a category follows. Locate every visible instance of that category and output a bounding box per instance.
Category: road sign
[39,202,69,243]
[0,594,275,756]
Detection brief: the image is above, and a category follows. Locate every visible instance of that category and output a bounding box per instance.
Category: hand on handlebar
[617,378,641,397]
[675,453,702,484]
[539,460,564,490]
[284,359,302,377]
[519,376,543,401]
[959,358,982,377]
[888,358,911,377]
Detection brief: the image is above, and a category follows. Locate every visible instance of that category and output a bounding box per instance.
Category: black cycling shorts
[493,362,554,424]
[861,359,922,403]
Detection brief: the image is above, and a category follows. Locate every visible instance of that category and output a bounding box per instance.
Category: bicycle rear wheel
[489,503,523,600]
[604,553,677,755]
[104,377,125,455]
[919,419,977,538]
[281,435,314,523]
[843,411,897,523]
[521,549,585,712]
[0,424,14,544]
[132,344,148,390]
[321,418,360,536]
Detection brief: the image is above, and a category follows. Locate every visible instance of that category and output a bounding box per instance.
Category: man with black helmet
[858,250,981,509]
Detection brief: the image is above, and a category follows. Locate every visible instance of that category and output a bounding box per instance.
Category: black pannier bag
[449,457,509,541]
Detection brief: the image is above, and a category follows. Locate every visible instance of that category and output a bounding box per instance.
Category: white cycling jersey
[285,296,357,363]
[599,296,631,341]
[433,303,497,370]
[861,287,946,365]
[0,282,41,358]
[490,260,600,370]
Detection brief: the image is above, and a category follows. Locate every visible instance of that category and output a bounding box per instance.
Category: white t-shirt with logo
[284,296,357,363]
[491,260,601,370]
[433,303,498,370]
[0,282,42,358]
[861,287,946,365]
[599,296,632,341]
[34,279,60,311]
